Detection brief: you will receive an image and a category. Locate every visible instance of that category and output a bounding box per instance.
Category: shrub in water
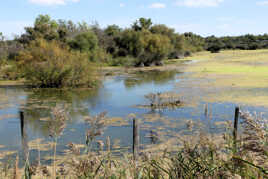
[17,39,98,88]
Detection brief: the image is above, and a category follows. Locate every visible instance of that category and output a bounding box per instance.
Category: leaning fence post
[204,103,208,118]
[233,107,239,150]
[20,111,29,161]
[133,118,139,161]
[19,111,24,138]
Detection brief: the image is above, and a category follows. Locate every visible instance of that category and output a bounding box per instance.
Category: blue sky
[1,0,268,38]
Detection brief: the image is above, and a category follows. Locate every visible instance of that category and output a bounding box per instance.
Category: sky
[1,0,268,38]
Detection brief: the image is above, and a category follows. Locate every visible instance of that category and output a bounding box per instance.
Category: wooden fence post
[133,118,139,161]
[19,111,24,138]
[233,107,239,150]
[204,103,208,118]
[20,111,29,160]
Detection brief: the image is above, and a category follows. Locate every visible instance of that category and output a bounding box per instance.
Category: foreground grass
[181,49,268,107]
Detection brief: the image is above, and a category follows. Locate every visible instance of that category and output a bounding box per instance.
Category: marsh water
[1,69,268,164]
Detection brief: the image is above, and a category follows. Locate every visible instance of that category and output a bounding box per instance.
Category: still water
[0,70,267,163]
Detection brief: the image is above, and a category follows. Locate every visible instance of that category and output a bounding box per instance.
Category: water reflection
[124,70,179,89]
[21,88,101,137]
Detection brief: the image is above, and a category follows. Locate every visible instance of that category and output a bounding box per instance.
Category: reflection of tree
[0,88,27,108]
[124,70,179,89]
[22,87,101,137]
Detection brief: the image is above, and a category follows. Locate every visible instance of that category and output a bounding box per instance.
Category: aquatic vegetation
[142,92,182,109]
[181,49,268,107]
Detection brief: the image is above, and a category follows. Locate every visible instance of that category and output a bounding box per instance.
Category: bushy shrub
[90,48,112,63]
[116,30,172,66]
[68,31,98,53]
[17,39,98,88]
[0,62,21,80]
[108,56,136,66]
[207,45,221,53]
[137,31,172,66]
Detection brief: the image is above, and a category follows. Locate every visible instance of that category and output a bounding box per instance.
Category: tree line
[1,14,268,87]
[0,15,204,66]
[205,34,268,53]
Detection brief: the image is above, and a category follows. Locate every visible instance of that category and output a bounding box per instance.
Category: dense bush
[138,31,172,66]
[107,56,136,66]
[113,29,172,66]
[68,31,98,53]
[183,32,205,52]
[0,62,21,80]
[205,34,268,52]
[17,39,97,88]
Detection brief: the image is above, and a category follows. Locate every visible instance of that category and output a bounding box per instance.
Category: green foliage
[17,39,97,88]
[0,62,21,80]
[132,18,153,31]
[107,56,135,66]
[90,48,112,63]
[205,34,268,51]
[183,32,205,52]
[104,25,122,36]
[19,15,59,44]
[138,31,172,66]
[207,40,224,53]
[0,33,23,80]
[114,29,172,66]
[14,15,208,68]
[12,14,268,71]
[68,31,98,53]
[0,32,7,61]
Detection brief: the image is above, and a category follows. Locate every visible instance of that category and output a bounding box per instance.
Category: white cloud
[149,3,166,9]
[28,0,79,6]
[119,3,125,7]
[256,1,268,5]
[176,0,224,7]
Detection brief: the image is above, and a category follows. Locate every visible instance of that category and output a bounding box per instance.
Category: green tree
[207,39,224,53]
[132,18,152,31]
[184,32,205,52]
[105,25,121,36]
[138,31,172,66]
[19,14,59,44]
[104,25,122,55]
[69,31,98,53]
[150,24,175,38]
[116,29,143,57]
